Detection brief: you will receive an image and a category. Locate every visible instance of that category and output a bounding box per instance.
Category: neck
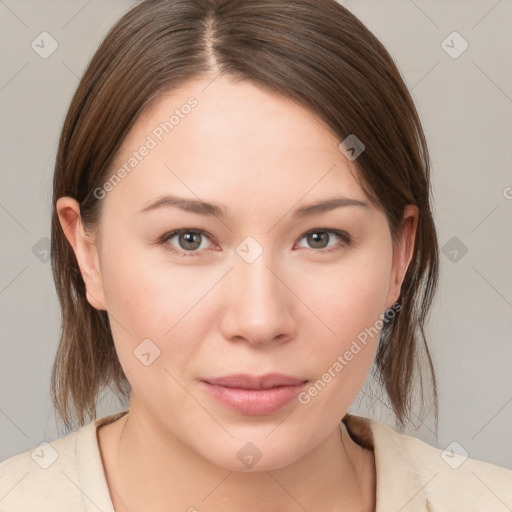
[99,403,375,512]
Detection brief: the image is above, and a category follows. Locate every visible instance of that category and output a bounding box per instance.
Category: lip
[199,373,309,416]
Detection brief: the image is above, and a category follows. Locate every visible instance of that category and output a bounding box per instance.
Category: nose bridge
[237,250,279,303]
[222,235,293,343]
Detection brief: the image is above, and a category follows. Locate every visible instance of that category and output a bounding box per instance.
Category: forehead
[104,76,369,216]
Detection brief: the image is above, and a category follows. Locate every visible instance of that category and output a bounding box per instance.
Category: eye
[158,228,351,257]
[296,229,351,254]
[159,229,215,257]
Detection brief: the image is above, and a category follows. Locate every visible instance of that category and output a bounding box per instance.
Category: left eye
[159,229,351,257]
[296,230,350,252]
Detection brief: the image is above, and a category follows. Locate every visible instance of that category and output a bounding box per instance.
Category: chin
[199,438,306,473]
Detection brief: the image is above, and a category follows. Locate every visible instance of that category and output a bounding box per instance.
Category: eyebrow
[138,194,369,218]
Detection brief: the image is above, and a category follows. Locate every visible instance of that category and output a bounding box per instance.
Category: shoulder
[0,427,83,511]
[343,413,512,511]
[0,411,126,511]
[400,427,512,511]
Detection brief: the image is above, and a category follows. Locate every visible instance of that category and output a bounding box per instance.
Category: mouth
[199,373,309,415]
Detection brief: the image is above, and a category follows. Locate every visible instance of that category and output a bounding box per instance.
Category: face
[58,76,416,471]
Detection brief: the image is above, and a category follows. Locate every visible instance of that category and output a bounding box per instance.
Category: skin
[57,75,417,512]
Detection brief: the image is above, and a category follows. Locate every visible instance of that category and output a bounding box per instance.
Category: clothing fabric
[0,410,511,511]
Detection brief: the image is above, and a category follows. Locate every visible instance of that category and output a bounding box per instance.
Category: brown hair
[51,0,439,432]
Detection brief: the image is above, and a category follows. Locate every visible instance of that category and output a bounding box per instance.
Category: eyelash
[157,228,352,258]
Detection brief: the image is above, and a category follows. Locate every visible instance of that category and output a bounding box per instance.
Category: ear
[56,197,107,311]
[385,204,418,310]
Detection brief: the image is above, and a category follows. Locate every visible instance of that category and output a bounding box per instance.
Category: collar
[81,410,432,511]
[342,412,433,511]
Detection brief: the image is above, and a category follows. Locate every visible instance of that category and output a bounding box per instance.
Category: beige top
[0,410,511,511]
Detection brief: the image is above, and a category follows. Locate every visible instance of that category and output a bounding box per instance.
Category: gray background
[1,0,511,471]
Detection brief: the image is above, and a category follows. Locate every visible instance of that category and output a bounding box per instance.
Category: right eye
[159,229,215,257]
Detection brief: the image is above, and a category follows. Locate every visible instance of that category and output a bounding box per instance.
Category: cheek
[98,237,221,388]
[293,249,392,403]
[97,239,184,363]
[99,258,197,410]
[301,250,392,345]
[100,230,185,329]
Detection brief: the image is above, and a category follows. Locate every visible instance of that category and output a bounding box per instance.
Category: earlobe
[385,205,418,309]
[56,197,107,311]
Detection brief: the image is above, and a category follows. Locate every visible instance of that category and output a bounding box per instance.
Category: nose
[219,246,297,346]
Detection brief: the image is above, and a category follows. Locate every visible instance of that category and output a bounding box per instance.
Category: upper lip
[202,373,308,390]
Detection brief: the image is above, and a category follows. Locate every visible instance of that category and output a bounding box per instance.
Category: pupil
[181,232,200,250]
[309,232,327,248]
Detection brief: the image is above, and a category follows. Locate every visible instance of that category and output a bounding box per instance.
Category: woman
[0,0,510,510]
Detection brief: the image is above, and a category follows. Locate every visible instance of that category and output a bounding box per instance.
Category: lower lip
[199,381,308,416]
